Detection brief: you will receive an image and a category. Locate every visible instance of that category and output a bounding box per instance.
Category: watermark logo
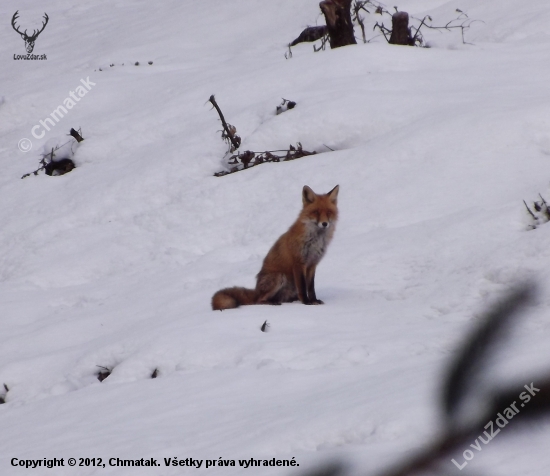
[18,138,33,153]
[451,382,540,470]
[12,10,48,60]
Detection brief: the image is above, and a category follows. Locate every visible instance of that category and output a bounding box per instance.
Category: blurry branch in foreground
[298,284,550,476]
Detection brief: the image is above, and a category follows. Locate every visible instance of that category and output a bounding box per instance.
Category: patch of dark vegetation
[215,144,316,177]
[524,194,550,229]
[95,61,153,72]
[21,128,82,179]
[96,366,112,382]
[276,98,296,115]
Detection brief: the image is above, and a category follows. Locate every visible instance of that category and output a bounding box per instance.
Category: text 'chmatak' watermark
[18,77,95,152]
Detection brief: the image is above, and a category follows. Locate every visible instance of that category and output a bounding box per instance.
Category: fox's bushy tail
[211,287,257,310]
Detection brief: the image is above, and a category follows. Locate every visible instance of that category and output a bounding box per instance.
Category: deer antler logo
[11,11,49,54]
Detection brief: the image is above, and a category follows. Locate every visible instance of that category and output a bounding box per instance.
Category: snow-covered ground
[1,0,550,474]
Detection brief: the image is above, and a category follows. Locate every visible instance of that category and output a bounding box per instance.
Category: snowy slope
[1,0,550,475]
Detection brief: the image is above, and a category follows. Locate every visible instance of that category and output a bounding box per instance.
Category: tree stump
[389,11,414,46]
[319,0,356,49]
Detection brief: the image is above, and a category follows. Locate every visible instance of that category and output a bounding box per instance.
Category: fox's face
[301,185,339,230]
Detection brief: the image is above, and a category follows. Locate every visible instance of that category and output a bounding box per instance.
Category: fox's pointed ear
[327,185,339,203]
[302,185,316,205]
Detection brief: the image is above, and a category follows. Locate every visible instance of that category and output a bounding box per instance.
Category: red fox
[212,185,339,310]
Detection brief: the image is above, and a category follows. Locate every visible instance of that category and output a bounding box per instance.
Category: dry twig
[214,143,316,177]
[208,95,241,152]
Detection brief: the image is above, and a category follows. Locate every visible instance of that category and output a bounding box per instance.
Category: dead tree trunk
[319,0,356,49]
[389,11,414,45]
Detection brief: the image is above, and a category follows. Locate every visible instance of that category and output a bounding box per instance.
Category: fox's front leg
[293,264,311,304]
[306,265,323,305]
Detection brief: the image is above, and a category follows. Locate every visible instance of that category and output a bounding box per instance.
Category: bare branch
[214,144,317,177]
[208,95,241,152]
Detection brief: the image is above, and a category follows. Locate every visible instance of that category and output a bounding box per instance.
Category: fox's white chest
[301,225,330,265]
